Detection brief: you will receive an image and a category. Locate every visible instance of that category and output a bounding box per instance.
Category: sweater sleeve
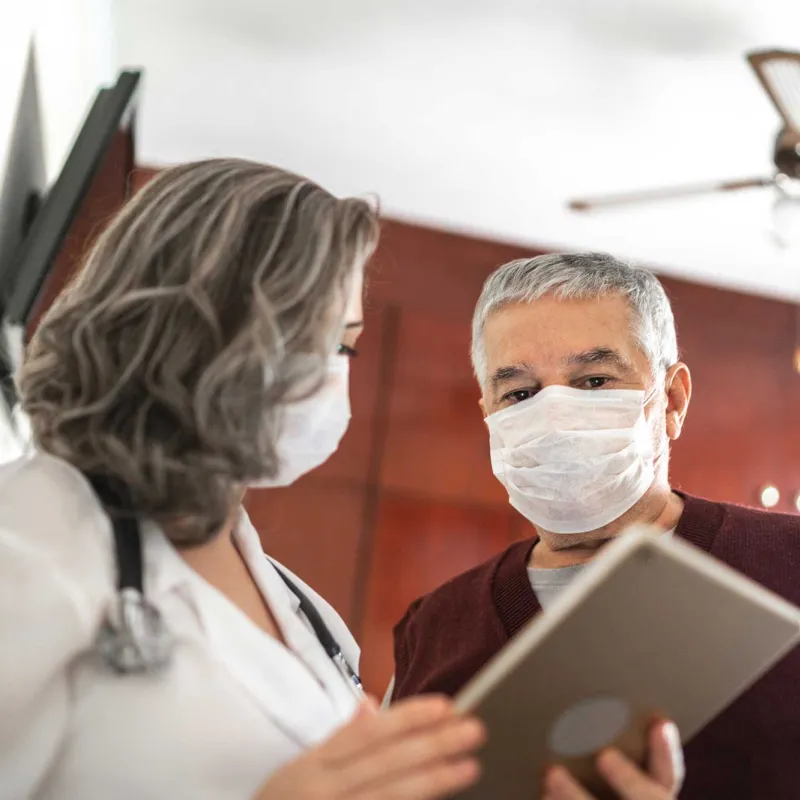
[0,527,94,796]
[391,597,423,702]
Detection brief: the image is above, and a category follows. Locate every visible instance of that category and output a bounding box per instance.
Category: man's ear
[665,363,691,441]
[479,396,487,419]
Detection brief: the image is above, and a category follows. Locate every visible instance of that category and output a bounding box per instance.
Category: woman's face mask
[250,354,351,488]
[486,384,662,534]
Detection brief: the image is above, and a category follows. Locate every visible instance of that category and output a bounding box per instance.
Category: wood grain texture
[244,479,366,624]
[358,492,518,693]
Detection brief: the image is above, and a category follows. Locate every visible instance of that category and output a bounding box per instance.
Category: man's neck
[529,489,685,569]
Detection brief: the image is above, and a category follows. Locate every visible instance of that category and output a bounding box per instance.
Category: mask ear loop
[643,368,674,467]
[643,360,679,408]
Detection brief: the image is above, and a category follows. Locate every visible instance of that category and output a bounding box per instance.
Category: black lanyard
[88,473,363,694]
[274,567,364,696]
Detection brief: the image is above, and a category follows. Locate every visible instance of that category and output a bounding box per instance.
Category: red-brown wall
[53,166,800,695]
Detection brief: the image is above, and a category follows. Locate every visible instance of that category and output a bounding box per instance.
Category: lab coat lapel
[142,520,344,749]
[193,579,341,748]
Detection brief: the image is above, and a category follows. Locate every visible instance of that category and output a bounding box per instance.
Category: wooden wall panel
[369,220,529,313]
[358,492,517,693]
[662,278,800,510]
[244,480,365,624]
[786,376,800,511]
[379,310,506,506]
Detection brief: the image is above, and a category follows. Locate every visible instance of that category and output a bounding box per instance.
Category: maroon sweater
[392,494,800,800]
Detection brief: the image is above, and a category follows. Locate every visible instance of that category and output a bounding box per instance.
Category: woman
[0,159,680,799]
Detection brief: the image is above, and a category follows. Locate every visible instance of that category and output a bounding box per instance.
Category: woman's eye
[337,344,359,359]
[502,389,534,405]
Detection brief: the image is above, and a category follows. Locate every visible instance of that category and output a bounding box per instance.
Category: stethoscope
[88,475,365,700]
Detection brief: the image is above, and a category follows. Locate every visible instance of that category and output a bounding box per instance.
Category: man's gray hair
[471,252,678,385]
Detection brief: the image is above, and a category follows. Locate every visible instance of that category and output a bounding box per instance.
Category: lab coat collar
[139,512,352,748]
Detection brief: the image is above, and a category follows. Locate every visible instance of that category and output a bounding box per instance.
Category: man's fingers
[597,749,661,800]
[542,765,594,800]
[648,721,684,791]
[316,695,457,764]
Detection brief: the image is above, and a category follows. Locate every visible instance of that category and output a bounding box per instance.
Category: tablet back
[454,530,800,799]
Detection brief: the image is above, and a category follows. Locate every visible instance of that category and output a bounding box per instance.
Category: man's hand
[543,721,684,800]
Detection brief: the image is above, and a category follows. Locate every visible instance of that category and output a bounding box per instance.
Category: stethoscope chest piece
[96,587,173,674]
[87,473,361,690]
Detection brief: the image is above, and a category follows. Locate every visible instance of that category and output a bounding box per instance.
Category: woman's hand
[543,721,684,800]
[255,695,486,800]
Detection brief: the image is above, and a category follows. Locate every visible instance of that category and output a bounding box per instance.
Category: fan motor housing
[774,128,800,179]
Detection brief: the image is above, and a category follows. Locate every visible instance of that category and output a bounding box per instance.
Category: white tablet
[453,528,800,799]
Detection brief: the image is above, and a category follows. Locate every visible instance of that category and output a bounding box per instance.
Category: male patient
[390,253,800,800]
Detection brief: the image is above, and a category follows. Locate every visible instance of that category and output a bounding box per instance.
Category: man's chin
[536,526,619,551]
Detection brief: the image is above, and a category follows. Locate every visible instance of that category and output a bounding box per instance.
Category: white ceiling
[114,0,800,300]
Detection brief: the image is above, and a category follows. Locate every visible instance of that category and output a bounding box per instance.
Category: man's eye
[337,344,359,359]
[502,389,534,404]
[583,376,610,389]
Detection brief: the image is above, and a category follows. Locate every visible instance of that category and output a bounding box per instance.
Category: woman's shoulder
[0,451,115,611]
[0,453,119,790]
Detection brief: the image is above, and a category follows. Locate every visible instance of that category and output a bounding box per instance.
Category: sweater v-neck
[490,492,724,640]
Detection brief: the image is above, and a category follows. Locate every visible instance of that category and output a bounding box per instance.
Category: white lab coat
[0,452,361,800]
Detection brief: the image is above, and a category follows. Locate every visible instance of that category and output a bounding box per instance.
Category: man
[390,253,800,799]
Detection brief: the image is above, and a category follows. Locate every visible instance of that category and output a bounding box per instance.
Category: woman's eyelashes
[337,344,359,359]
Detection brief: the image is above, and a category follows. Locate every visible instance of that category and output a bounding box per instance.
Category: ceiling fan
[567,49,800,244]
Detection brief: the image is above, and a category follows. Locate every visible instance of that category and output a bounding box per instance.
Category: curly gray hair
[18,159,379,545]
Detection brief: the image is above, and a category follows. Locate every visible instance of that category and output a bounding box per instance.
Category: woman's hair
[18,159,379,545]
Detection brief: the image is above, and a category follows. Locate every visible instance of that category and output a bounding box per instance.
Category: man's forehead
[482,294,647,373]
[485,295,634,346]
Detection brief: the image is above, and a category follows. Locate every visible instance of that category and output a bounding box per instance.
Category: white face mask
[486,385,659,534]
[251,355,351,488]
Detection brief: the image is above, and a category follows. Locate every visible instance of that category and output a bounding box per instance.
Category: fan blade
[747,50,800,134]
[568,177,774,213]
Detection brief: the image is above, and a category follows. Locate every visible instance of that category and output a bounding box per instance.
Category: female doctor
[0,159,485,800]
[1,158,681,800]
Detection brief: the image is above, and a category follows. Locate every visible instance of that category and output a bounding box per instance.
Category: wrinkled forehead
[482,293,649,375]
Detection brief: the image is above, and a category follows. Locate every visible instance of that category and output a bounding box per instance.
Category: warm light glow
[760,485,780,509]
[795,345,800,374]
[795,493,800,513]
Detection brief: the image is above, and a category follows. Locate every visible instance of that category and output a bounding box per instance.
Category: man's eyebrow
[490,363,535,389]
[344,321,364,330]
[565,347,633,370]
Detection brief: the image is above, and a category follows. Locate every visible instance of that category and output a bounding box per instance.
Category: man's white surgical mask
[251,355,351,488]
[486,385,659,534]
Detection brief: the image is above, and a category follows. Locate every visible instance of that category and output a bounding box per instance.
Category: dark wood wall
[45,165,800,695]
